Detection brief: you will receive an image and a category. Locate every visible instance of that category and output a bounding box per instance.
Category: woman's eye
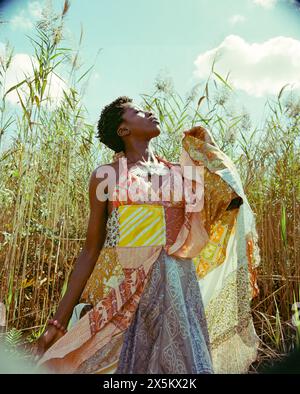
[135,109,145,116]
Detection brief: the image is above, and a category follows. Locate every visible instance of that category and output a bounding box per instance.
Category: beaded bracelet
[48,319,68,334]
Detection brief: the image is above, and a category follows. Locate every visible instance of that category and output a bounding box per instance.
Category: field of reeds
[0,1,299,372]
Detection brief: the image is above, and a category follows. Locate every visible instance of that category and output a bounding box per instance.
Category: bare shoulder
[88,163,119,205]
[91,161,119,182]
[87,163,113,198]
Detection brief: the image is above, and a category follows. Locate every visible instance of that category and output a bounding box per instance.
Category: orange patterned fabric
[81,248,124,303]
[89,266,147,335]
[164,205,186,247]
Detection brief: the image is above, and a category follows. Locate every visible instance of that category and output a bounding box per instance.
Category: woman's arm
[34,167,108,355]
[51,168,108,327]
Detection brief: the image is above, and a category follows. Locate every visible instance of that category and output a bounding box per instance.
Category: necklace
[114,151,169,177]
[129,158,169,177]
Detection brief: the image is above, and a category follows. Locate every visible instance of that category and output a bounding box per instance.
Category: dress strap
[154,155,176,169]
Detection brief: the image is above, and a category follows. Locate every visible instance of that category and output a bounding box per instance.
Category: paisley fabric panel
[115,249,214,374]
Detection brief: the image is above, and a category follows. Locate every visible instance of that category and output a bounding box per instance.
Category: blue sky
[1,0,300,130]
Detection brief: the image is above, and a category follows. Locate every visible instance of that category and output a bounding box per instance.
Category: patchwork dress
[38,126,260,374]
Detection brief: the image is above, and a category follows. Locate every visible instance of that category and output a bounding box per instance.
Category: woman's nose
[146,111,153,118]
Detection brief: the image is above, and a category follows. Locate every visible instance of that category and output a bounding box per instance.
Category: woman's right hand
[33,325,65,360]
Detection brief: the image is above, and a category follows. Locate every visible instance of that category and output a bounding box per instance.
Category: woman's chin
[153,129,161,138]
[152,124,161,135]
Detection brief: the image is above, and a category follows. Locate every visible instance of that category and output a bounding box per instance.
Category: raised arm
[35,167,108,356]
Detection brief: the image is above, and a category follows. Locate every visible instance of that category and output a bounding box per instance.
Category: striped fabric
[118,204,166,247]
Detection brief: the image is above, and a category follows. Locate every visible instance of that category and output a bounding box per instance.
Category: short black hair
[96,96,133,152]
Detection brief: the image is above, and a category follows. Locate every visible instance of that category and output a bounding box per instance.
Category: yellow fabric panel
[193,209,238,279]
[118,204,166,247]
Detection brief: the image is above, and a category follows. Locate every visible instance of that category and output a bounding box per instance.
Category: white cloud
[193,35,300,97]
[1,49,68,109]
[10,1,43,31]
[229,14,246,25]
[10,10,33,31]
[28,1,43,19]
[253,0,277,9]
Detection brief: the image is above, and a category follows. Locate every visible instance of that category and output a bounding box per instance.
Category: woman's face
[119,102,161,140]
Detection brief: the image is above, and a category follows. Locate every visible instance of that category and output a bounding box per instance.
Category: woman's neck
[124,141,157,164]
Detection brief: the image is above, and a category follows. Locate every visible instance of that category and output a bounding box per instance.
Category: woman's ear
[117,127,131,137]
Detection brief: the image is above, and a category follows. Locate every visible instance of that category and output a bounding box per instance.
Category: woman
[35,96,260,374]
